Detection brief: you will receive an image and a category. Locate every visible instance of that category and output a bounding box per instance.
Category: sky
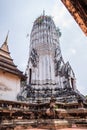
[0,0,87,95]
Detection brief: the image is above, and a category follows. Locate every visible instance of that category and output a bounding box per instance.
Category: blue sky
[0,0,87,95]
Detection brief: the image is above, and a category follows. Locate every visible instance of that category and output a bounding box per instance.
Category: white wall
[0,70,21,101]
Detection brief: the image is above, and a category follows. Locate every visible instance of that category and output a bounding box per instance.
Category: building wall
[0,70,20,101]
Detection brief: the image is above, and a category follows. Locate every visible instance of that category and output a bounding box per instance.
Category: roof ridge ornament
[4,31,9,44]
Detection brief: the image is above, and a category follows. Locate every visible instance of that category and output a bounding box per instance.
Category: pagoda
[0,33,25,101]
[18,14,85,103]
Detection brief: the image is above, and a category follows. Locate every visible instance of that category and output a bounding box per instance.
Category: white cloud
[51,0,74,28]
[65,48,76,59]
[70,48,76,55]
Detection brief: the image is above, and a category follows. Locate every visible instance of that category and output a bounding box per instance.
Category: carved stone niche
[30,48,39,67]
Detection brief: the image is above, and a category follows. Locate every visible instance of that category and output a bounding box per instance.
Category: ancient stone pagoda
[0,34,25,101]
[19,14,84,103]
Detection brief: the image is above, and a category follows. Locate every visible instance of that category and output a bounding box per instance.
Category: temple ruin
[0,8,87,129]
[18,14,85,104]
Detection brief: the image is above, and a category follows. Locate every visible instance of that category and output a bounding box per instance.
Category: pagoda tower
[23,14,78,102]
[26,14,76,89]
[0,34,25,101]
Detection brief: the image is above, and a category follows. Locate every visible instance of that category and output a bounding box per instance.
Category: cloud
[51,1,74,28]
[65,48,76,59]
[70,48,76,55]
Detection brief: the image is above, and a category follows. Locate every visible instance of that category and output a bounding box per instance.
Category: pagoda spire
[4,31,9,44]
[0,31,10,54]
[43,10,45,16]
